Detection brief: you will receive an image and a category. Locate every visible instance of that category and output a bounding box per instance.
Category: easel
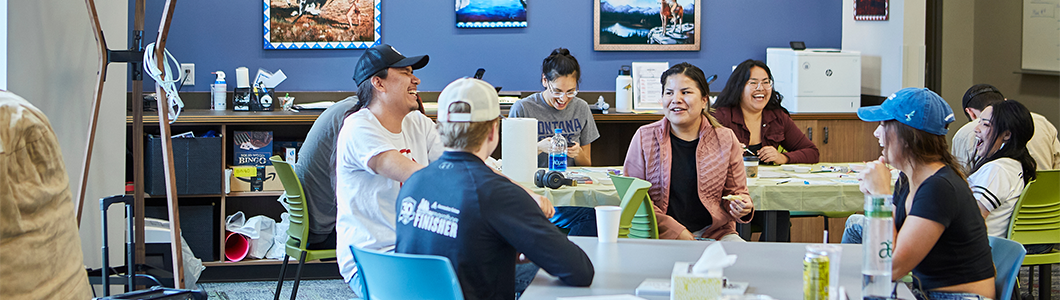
[81,0,185,290]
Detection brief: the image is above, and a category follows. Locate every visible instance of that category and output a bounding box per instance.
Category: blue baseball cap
[857,87,955,136]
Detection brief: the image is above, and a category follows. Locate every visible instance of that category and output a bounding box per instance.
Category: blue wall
[134,0,841,92]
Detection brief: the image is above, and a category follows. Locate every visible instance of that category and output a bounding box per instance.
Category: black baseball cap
[352,44,429,86]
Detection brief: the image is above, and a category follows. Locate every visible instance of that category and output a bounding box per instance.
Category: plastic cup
[225,231,250,262]
[595,206,622,243]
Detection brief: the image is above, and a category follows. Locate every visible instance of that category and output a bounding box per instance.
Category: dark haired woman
[624,62,754,241]
[966,100,1054,254]
[857,88,994,299]
[509,48,600,236]
[509,48,599,168]
[712,59,818,164]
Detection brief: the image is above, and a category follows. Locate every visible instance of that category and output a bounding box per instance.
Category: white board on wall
[1023,0,1060,72]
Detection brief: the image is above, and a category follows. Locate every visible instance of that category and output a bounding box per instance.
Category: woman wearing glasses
[712,59,819,164]
[509,48,600,236]
[509,48,599,168]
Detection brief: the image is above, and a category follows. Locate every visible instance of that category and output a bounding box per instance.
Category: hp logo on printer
[825,69,833,77]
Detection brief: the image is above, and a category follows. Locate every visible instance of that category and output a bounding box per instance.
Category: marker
[775,179,791,185]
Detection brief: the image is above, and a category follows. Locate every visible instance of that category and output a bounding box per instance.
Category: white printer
[766,48,861,113]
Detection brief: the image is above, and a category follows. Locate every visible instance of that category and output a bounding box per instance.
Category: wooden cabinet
[790,114,882,163]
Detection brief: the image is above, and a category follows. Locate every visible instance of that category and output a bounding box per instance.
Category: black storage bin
[145,136,222,195]
[145,204,218,262]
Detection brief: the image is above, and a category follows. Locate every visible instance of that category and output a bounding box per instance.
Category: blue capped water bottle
[548,128,567,172]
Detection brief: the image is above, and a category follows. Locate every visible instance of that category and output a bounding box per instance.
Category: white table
[522,237,912,300]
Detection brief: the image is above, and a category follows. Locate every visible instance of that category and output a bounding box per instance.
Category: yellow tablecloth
[531,164,868,212]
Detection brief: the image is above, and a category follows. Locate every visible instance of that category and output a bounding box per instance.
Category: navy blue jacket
[395,151,594,300]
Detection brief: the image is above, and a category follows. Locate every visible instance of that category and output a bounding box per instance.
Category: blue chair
[350,246,464,300]
[988,236,1027,300]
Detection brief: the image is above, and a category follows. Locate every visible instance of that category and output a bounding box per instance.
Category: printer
[766,48,861,113]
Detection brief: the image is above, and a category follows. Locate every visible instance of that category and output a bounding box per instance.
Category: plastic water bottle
[862,195,894,297]
[211,71,227,110]
[548,128,567,172]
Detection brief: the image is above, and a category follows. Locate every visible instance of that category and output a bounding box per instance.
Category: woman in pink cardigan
[623,63,755,241]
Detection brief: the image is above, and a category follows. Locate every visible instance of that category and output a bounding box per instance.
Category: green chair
[609,175,658,239]
[271,156,337,300]
[1004,170,1059,300]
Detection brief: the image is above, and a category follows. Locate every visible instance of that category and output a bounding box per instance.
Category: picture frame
[631,62,669,111]
[264,0,382,50]
[854,0,889,21]
[456,0,527,28]
[594,0,701,51]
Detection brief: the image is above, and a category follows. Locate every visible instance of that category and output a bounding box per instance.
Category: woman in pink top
[623,63,755,241]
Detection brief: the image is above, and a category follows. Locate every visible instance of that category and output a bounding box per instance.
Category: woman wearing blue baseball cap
[856,88,995,300]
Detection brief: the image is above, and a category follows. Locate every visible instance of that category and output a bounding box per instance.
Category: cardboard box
[228,165,283,192]
[233,131,273,166]
[671,262,723,300]
[145,135,222,195]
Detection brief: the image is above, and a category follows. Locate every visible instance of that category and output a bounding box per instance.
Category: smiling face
[740,66,772,113]
[381,66,421,111]
[662,74,708,130]
[973,106,1008,157]
[541,74,578,111]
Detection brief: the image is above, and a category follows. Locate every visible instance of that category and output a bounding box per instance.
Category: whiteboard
[1023,0,1060,72]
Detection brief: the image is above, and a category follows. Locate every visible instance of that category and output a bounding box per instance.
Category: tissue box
[671,262,723,300]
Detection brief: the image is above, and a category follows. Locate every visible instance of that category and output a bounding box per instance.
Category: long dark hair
[713,59,787,114]
[346,68,389,117]
[883,120,966,180]
[970,100,1037,184]
[660,62,721,128]
[541,48,580,82]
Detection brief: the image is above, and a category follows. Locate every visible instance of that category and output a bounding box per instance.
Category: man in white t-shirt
[335,44,442,294]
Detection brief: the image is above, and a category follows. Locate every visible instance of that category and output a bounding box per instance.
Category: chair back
[1005,170,1060,247]
[350,246,464,300]
[987,236,1026,300]
[610,175,658,239]
[270,156,310,250]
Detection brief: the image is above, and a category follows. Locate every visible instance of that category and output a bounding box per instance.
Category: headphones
[535,169,576,189]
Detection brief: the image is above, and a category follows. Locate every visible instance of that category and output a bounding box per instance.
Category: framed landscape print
[456,0,528,28]
[264,0,381,49]
[594,0,701,51]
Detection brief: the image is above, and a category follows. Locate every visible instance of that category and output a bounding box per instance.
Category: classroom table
[527,164,870,241]
[521,236,914,300]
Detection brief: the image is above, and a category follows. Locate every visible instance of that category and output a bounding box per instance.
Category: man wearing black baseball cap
[334,44,439,294]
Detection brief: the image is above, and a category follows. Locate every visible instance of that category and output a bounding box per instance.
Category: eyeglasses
[546,81,578,98]
[747,79,772,90]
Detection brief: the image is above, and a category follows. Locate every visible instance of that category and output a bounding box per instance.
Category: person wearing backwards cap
[395,78,594,300]
[854,88,995,300]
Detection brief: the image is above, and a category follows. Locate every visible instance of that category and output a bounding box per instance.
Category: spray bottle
[211,71,227,110]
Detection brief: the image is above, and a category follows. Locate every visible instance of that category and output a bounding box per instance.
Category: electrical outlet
[180,63,195,85]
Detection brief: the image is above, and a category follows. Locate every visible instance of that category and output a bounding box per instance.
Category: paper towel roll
[502,118,538,183]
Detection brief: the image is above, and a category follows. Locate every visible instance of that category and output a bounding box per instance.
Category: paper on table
[501,118,538,183]
[556,295,647,300]
[757,171,790,178]
[790,173,827,178]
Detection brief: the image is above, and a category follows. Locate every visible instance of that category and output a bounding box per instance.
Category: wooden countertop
[128,109,862,124]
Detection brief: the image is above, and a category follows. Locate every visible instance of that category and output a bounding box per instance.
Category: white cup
[595,205,622,243]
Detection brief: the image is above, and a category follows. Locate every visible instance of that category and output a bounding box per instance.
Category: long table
[522,237,913,299]
[528,165,870,241]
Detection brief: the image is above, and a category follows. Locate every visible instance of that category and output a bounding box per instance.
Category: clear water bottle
[862,195,894,297]
[548,128,567,172]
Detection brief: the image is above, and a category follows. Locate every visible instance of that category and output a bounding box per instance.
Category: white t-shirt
[335,109,443,282]
[967,157,1025,237]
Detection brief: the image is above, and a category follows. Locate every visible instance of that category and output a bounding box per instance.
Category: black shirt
[894,166,994,291]
[395,151,594,300]
[666,132,712,232]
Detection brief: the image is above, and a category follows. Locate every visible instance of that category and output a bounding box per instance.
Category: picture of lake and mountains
[600,0,696,45]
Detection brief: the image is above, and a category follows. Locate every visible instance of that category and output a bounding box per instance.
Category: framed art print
[264,0,381,49]
[854,0,889,21]
[456,0,527,28]
[594,0,701,51]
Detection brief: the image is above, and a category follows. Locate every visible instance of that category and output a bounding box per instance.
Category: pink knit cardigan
[623,115,754,240]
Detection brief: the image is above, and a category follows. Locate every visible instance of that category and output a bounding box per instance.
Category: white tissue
[691,242,737,276]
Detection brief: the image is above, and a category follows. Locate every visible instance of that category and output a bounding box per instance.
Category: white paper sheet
[501,118,538,183]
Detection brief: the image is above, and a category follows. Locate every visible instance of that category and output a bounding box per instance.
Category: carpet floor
[200,279,356,300]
